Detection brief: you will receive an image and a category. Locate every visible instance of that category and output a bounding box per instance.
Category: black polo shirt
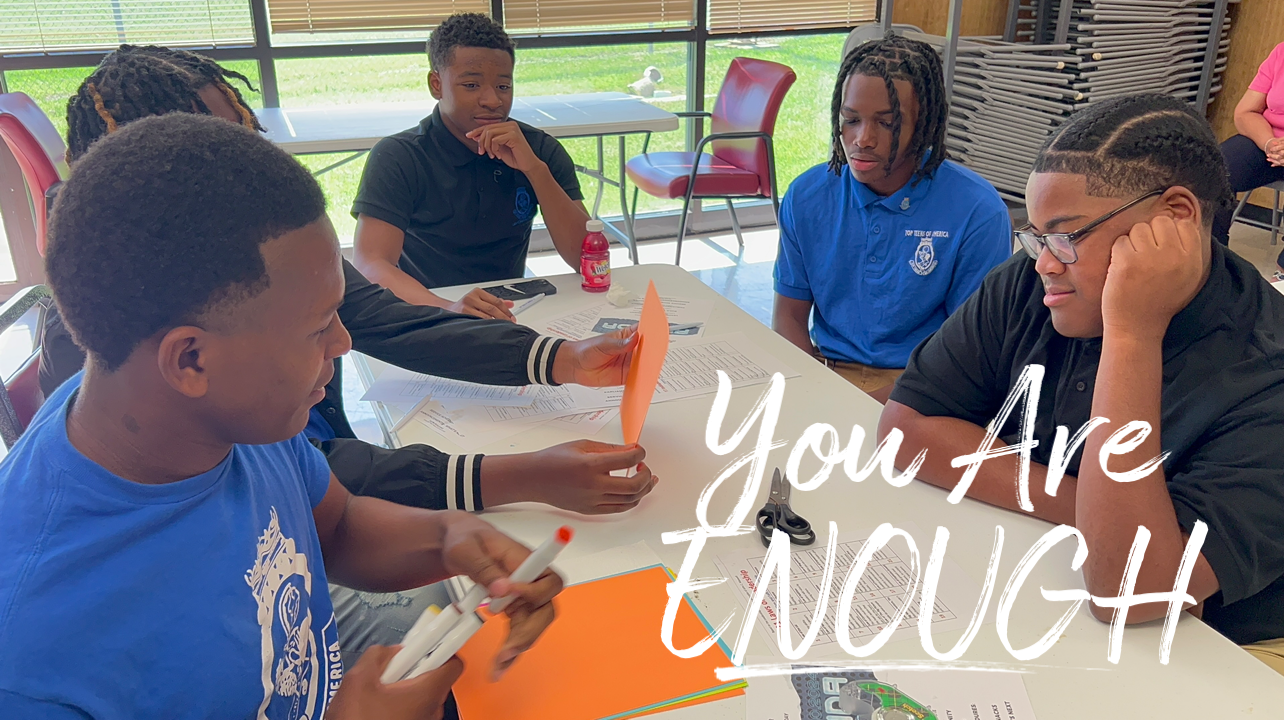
[890,242,1284,645]
[351,107,583,289]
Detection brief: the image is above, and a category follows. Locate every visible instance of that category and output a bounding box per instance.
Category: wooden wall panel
[892,0,1008,37]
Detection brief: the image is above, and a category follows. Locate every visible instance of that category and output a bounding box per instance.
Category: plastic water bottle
[580,219,611,293]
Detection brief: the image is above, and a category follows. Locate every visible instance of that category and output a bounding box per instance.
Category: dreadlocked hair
[828,32,949,185]
[66,44,262,162]
[1034,93,1233,227]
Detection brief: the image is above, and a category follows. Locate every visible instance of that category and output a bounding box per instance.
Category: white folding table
[356,263,1284,719]
[259,93,679,262]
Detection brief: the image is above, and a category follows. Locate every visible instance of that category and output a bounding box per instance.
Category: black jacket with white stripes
[38,258,563,514]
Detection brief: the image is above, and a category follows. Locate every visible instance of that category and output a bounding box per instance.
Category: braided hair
[1033,93,1233,227]
[66,44,262,162]
[829,32,949,185]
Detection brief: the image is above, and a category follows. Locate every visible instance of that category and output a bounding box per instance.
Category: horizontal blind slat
[708,0,876,32]
[503,0,694,33]
[268,0,490,34]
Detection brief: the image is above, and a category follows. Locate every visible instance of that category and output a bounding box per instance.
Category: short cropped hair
[427,13,515,71]
[1033,93,1233,225]
[46,113,326,370]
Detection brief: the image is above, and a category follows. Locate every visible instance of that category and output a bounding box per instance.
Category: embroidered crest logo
[909,235,938,276]
[513,186,533,223]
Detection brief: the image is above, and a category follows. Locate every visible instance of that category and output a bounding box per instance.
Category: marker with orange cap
[381,525,574,684]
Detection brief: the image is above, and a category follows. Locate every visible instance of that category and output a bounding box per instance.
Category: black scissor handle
[756,505,817,547]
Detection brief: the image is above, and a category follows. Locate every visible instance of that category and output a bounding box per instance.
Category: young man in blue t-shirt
[0,114,560,718]
[773,34,1012,403]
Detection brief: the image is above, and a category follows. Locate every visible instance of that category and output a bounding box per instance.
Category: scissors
[755,468,816,548]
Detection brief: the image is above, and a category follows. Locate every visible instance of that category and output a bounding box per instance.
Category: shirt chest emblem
[513,186,534,224]
[906,230,944,276]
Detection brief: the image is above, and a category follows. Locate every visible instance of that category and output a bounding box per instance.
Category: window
[1,0,254,54]
[708,0,876,33]
[704,33,847,201]
[503,0,693,34]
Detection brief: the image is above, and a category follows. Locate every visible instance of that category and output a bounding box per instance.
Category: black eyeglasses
[1014,189,1164,265]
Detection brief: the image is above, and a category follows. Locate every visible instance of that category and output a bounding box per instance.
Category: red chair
[625,58,796,265]
[0,285,52,448]
[0,92,70,257]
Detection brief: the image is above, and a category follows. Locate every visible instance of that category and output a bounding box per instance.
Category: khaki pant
[1243,637,1284,677]
[814,351,904,394]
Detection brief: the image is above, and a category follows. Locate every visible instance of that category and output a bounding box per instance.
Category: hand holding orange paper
[619,281,669,445]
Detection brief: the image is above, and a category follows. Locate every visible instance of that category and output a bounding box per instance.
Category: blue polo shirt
[774,160,1012,368]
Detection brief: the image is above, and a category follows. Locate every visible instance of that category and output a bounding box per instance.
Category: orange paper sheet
[619,281,669,445]
[453,566,740,720]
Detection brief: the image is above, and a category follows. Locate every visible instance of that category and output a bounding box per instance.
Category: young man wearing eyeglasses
[878,94,1284,669]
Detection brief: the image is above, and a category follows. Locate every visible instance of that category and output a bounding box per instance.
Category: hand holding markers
[382,525,573,685]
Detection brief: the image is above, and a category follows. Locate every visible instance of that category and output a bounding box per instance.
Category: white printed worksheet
[714,529,983,653]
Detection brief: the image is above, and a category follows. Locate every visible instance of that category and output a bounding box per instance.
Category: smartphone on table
[481,278,559,301]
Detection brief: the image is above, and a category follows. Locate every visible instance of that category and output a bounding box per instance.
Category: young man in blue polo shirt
[352,13,591,320]
[773,34,1011,402]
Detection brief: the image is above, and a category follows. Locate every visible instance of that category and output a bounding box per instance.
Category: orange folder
[453,565,744,720]
[620,281,669,445]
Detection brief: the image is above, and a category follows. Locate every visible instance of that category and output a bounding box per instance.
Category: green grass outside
[4,33,845,242]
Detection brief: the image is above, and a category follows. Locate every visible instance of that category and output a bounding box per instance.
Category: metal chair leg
[1274,189,1281,247]
[628,186,642,264]
[726,199,744,249]
[1231,191,1250,224]
[675,192,694,266]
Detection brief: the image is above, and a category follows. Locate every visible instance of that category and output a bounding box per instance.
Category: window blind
[1,0,254,54]
[267,0,490,34]
[708,0,877,33]
[502,0,694,34]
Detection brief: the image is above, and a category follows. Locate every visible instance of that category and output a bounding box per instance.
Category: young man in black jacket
[50,44,657,673]
[49,45,655,519]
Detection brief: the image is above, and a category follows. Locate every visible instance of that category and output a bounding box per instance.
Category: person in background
[352,13,591,319]
[772,34,1012,404]
[1213,40,1284,279]
[48,44,657,670]
[0,112,561,718]
[881,94,1284,674]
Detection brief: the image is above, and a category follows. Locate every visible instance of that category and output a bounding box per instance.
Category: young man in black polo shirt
[352,13,591,319]
[879,94,1284,672]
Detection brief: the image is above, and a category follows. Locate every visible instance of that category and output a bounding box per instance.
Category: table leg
[618,134,638,264]
[592,136,606,219]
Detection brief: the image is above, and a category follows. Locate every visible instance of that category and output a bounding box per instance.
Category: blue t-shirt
[0,374,342,719]
[774,160,1012,368]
